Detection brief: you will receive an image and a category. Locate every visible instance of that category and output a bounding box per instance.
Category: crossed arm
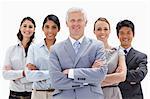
[91,54,127,87]
[126,53,147,83]
[101,55,126,86]
[64,51,127,87]
[49,45,108,90]
[2,65,25,80]
[25,63,50,82]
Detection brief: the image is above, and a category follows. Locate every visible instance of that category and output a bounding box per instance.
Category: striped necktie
[73,41,80,54]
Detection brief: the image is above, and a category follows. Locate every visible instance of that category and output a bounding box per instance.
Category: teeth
[100,36,105,38]
[48,34,53,36]
[73,26,80,30]
[74,28,79,30]
[24,32,30,34]
[123,39,128,42]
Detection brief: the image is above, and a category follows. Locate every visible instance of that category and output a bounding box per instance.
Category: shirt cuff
[20,70,24,78]
[68,69,74,79]
[83,83,88,85]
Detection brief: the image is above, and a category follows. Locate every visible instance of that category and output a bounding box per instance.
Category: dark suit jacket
[119,48,147,99]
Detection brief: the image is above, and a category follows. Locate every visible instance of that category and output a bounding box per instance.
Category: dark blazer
[119,48,148,99]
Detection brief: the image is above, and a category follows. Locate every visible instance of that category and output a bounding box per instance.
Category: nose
[48,28,52,33]
[100,30,105,34]
[25,27,30,31]
[122,34,128,38]
[101,30,105,33]
[73,21,79,26]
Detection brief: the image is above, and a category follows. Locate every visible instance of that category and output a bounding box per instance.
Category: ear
[19,26,21,31]
[93,30,95,34]
[58,28,60,32]
[42,27,44,31]
[33,28,35,32]
[108,29,111,35]
[85,20,87,26]
[66,21,69,27]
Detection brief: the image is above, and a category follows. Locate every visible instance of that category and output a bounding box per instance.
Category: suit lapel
[126,48,136,65]
[74,37,91,67]
[64,38,76,63]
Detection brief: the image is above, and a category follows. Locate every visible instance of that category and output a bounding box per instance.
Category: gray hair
[66,7,87,22]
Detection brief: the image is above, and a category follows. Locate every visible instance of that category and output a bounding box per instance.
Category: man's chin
[47,37,54,40]
[72,32,80,35]
[121,43,130,47]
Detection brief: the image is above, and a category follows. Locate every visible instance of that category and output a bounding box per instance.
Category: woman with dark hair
[2,17,36,99]
[93,17,127,99]
[25,14,60,99]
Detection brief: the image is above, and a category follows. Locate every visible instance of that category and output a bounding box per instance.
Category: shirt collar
[17,41,22,46]
[69,36,84,45]
[17,41,26,48]
[119,46,132,53]
[17,41,34,47]
[39,39,46,48]
[39,38,56,48]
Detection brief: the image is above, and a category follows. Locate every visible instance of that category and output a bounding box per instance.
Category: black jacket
[119,48,148,99]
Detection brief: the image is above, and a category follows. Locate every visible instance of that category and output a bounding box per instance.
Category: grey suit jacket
[49,37,108,99]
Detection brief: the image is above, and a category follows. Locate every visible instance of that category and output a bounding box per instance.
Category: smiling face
[42,20,59,40]
[94,20,110,42]
[66,11,87,40]
[118,26,134,48]
[20,20,35,39]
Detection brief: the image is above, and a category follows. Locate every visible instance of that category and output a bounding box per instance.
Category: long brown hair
[17,17,36,57]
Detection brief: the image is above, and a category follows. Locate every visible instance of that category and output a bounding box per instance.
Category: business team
[2,7,147,99]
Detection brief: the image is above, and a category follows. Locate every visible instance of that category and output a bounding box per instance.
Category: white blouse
[26,40,51,90]
[2,42,32,92]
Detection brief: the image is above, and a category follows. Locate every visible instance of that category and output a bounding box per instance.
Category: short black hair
[116,19,134,37]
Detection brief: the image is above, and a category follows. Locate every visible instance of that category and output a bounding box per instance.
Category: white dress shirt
[26,40,51,90]
[68,36,84,79]
[2,42,32,92]
[119,46,132,55]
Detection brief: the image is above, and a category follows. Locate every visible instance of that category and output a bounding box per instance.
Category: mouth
[99,35,105,39]
[122,39,130,44]
[122,39,129,42]
[73,26,80,31]
[47,34,54,38]
[24,32,31,35]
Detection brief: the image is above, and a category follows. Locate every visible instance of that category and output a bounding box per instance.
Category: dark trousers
[9,90,31,99]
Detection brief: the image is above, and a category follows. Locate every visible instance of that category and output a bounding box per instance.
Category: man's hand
[63,69,69,75]
[26,63,38,70]
[92,59,104,68]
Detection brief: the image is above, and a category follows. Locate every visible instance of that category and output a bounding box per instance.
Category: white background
[0,0,150,98]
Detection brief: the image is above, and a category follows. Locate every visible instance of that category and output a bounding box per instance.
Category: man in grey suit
[48,7,108,99]
[117,20,148,99]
